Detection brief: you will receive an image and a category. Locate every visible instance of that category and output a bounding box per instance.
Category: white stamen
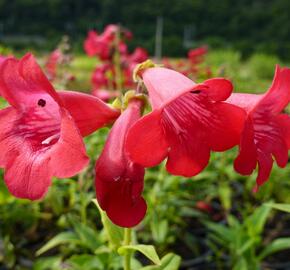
[41,134,59,145]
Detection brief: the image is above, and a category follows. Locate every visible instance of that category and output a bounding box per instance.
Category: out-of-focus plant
[44,36,75,88]
[206,204,290,269]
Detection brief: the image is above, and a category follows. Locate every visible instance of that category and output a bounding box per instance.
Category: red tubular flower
[0,54,120,200]
[95,99,146,227]
[226,66,290,189]
[126,67,246,177]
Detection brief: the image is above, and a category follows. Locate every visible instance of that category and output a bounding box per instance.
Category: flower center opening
[190,90,201,94]
[38,99,46,107]
[16,101,61,151]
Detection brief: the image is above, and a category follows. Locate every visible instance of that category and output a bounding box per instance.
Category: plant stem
[123,228,132,270]
[114,25,123,92]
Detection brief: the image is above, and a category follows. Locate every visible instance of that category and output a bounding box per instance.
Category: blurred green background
[0,0,290,58]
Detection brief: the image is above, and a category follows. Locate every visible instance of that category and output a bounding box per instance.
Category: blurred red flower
[45,49,63,81]
[84,30,111,60]
[188,46,208,64]
[84,25,131,61]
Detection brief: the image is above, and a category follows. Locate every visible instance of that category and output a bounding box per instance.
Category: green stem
[113,26,123,92]
[123,228,132,270]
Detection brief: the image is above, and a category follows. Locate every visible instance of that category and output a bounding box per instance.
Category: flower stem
[114,26,123,92]
[123,228,132,270]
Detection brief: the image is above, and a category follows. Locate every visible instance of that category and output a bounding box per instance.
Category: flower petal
[126,109,168,167]
[166,137,210,177]
[59,91,120,137]
[256,152,274,187]
[142,67,195,109]
[207,102,246,151]
[226,93,263,112]
[203,78,233,101]
[257,65,290,114]
[96,175,147,227]
[0,107,18,167]
[0,108,53,200]
[49,108,89,178]
[234,118,258,175]
[4,148,52,200]
[0,54,61,109]
[276,114,290,149]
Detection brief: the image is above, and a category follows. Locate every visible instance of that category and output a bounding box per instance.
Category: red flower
[188,46,208,64]
[226,66,290,189]
[128,47,148,63]
[84,26,130,60]
[84,30,111,60]
[126,67,246,177]
[95,99,146,227]
[91,89,119,102]
[0,54,120,200]
[45,49,63,81]
[91,64,110,90]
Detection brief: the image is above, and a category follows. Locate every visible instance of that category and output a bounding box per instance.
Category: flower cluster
[45,36,75,87]
[84,24,148,100]
[0,54,289,229]
[163,45,212,80]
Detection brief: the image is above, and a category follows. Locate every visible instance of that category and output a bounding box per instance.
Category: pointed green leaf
[67,254,104,270]
[36,232,80,256]
[205,222,233,242]
[68,216,101,252]
[140,253,181,270]
[92,199,123,250]
[118,244,161,265]
[259,238,290,260]
[33,256,62,270]
[233,257,248,270]
[266,203,290,213]
[246,204,271,235]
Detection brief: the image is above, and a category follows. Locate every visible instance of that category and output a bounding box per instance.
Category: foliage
[0,0,290,58]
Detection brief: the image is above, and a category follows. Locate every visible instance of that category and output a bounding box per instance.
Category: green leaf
[36,232,80,256]
[68,216,101,252]
[151,219,168,244]
[258,238,290,260]
[118,244,161,265]
[67,254,104,270]
[233,257,248,270]
[205,222,233,243]
[218,182,232,211]
[246,204,271,235]
[33,256,62,270]
[140,253,181,270]
[237,238,256,255]
[266,203,290,213]
[92,199,123,250]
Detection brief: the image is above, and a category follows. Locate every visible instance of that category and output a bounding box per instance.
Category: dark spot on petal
[190,90,201,94]
[38,99,46,107]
